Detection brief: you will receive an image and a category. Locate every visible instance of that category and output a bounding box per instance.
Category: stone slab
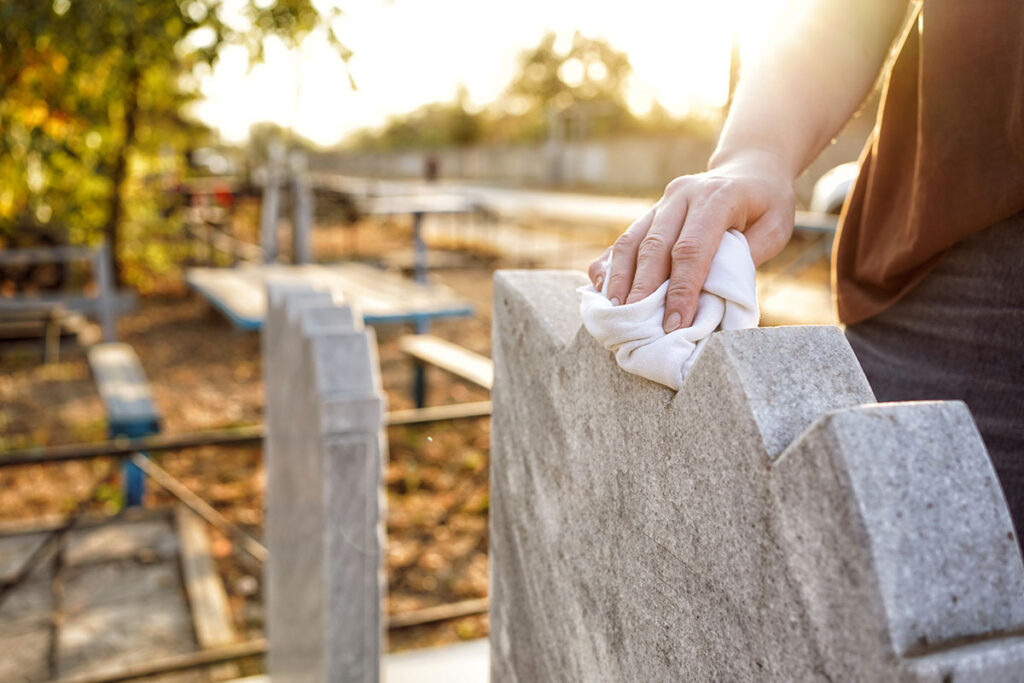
[264,285,386,683]
[905,636,1024,681]
[57,560,199,680]
[64,518,178,567]
[774,402,1024,662]
[0,571,53,629]
[0,625,52,682]
[489,269,1024,681]
[0,512,206,682]
[0,566,54,683]
[0,532,51,584]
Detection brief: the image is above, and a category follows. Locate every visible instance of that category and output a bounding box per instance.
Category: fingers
[588,247,612,291]
[663,198,743,331]
[625,194,689,304]
[605,209,655,306]
[597,171,789,332]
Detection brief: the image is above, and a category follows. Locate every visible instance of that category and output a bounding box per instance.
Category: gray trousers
[845,211,1024,543]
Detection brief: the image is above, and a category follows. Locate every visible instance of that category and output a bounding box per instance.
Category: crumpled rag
[578,229,759,390]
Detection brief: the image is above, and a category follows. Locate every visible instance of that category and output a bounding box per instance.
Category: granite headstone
[490,270,1024,681]
[264,284,386,683]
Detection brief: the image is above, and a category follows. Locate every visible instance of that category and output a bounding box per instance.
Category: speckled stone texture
[264,285,386,683]
[489,270,1024,682]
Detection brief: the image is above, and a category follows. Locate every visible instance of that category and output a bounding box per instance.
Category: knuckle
[671,235,704,261]
[666,279,699,303]
[606,271,632,291]
[665,176,688,194]
[628,281,655,299]
[607,272,627,285]
[613,232,638,251]
[637,232,669,257]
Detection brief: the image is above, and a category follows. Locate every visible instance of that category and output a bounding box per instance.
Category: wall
[314,103,875,205]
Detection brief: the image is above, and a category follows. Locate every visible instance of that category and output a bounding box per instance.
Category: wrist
[707,146,797,181]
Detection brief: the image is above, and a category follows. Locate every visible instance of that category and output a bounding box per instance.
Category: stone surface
[264,284,386,683]
[58,561,197,678]
[0,533,51,583]
[0,626,51,682]
[0,559,53,683]
[0,513,201,682]
[64,518,178,566]
[489,270,1024,682]
[56,513,202,682]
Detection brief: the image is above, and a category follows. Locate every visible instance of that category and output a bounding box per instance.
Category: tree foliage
[352,85,483,151]
[0,0,345,286]
[352,31,714,151]
[504,32,631,116]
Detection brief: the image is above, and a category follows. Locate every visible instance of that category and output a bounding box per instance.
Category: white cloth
[578,229,759,390]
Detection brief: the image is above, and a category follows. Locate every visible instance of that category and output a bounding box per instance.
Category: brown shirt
[834,0,1024,325]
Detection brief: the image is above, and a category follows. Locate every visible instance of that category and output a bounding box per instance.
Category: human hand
[588,150,795,332]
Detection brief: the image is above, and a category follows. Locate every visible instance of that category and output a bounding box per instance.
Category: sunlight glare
[193,0,795,146]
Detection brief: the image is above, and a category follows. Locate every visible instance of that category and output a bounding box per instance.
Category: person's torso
[834,0,1024,324]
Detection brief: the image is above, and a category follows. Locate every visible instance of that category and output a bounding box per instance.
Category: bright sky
[192,0,797,147]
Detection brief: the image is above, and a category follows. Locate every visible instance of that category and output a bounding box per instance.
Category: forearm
[710,0,911,179]
[593,1,914,328]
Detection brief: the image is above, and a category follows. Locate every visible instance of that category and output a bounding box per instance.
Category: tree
[344,31,717,152]
[500,31,637,141]
[348,31,643,151]
[353,85,483,151]
[0,0,348,286]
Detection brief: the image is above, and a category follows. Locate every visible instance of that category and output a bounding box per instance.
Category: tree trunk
[103,36,141,288]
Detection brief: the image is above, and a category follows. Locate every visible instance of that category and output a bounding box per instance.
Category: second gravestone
[264,285,386,683]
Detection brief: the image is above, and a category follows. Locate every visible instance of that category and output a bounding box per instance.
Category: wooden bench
[87,343,161,506]
[0,244,123,342]
[399,334,493,408]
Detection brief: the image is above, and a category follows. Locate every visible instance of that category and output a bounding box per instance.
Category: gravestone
[291,173,313,265]
[290,151,313,265]
[264,284,386,683]
[490,270,1024,681]
[260,141,286,263]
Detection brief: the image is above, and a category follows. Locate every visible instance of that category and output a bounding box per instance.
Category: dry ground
[0,215,501,654]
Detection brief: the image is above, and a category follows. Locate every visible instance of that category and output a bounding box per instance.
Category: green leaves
[0,0,349,286]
